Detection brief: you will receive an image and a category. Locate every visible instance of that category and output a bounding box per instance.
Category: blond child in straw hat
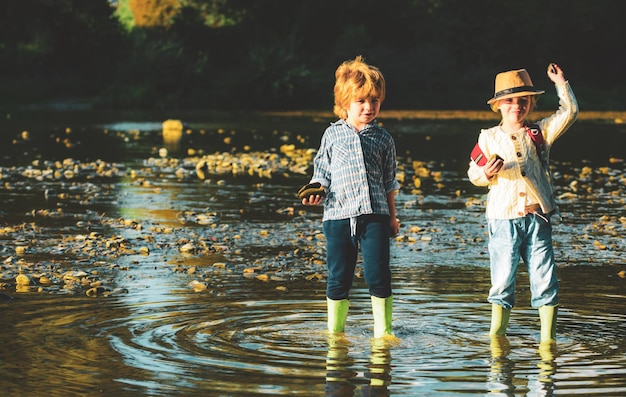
[467,64,578,346]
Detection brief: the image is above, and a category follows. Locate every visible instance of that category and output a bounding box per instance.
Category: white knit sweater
[467,82,578,219]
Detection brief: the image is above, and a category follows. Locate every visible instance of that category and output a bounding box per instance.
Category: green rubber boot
[327,298,349,333]
[489,304,511,336]
[538,305,557,345]
[371,296,393,338]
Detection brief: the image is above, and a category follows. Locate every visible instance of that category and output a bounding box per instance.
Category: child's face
[498,96,531,123]
[346,96,381,131]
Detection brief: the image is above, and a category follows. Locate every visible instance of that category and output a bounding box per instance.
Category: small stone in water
[16,274,30,286]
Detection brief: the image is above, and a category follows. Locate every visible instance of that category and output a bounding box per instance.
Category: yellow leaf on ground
[255,274,269,282]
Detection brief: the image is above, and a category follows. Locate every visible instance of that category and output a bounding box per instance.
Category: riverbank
[266,109,626,122]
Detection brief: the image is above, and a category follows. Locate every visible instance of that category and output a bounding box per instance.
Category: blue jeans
[487,214,559,309]
[323,215,392,300]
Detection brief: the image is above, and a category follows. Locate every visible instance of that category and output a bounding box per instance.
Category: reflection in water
[488,336,558,397]
[488,336,514,396]
[489,335,515,396]
[363,339,393,396]
[325,335,393,397]
[534,344,557,397]
[325,335,357,396]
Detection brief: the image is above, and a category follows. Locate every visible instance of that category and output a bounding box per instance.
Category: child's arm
[547,63,566,85]
[468,131,502,186]
[387,190,399,237]
[540,63,578,145]
[303,132,331,206]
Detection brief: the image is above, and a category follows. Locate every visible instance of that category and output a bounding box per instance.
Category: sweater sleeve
[539,82,579,147]
[467,131,493,187]
[468,160,491,186]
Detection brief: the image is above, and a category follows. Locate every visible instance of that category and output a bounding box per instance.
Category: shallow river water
[0,110,624,396]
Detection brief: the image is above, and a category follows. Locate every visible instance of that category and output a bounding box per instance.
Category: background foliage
[1,0,624,111]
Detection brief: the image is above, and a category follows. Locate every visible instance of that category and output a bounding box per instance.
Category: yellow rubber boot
[327,298,349,333]
[371,296,393,338]
[489,304,511,336]
[538,305,557,345]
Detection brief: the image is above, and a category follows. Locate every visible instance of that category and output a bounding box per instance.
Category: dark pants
[323,214,392,300]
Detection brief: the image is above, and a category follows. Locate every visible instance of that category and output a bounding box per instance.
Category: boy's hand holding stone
[297,182,326,205]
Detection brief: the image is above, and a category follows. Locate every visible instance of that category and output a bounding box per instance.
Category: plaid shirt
[310,119,400,221]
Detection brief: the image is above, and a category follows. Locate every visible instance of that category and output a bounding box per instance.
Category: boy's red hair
[333,56,386,119]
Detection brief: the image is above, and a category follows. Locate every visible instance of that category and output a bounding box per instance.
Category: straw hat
[487,69,544,107]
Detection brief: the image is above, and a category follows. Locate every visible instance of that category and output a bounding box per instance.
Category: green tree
[0,0,125,104]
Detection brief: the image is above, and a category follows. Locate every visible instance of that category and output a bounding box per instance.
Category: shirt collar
[333,118,379,132]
